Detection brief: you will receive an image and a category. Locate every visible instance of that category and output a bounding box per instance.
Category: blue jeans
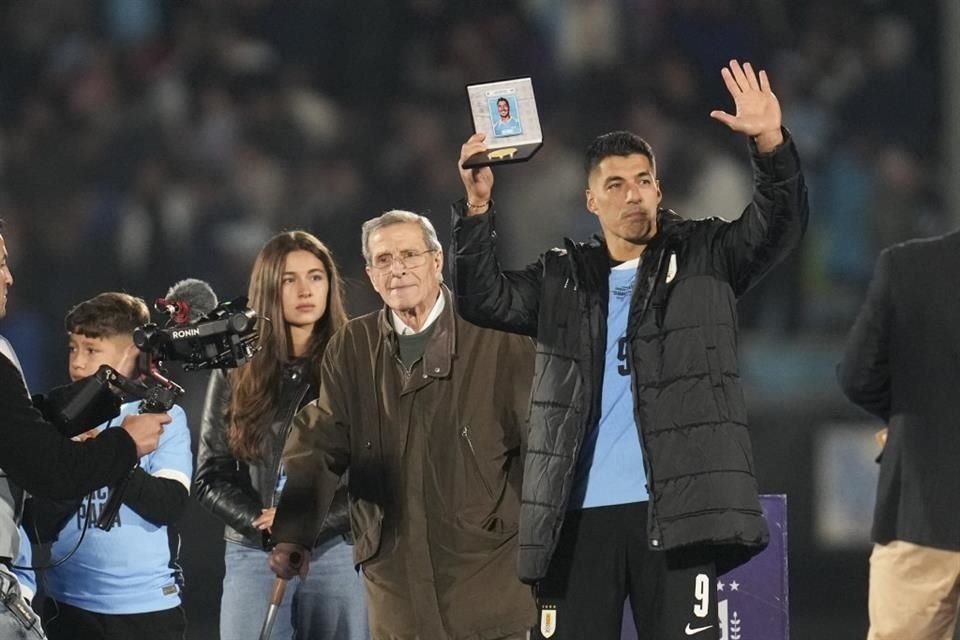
[221,537,368,640]
[0,569,45,639]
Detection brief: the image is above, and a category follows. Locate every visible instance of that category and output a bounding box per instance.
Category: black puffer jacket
[452,132,807,583]
[195,365,349,549]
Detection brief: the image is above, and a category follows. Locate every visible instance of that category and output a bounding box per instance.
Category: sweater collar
[379,285,456,378]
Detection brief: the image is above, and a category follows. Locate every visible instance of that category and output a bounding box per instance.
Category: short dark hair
[497,97,509,105]
[65,292,150,339]
[585,131,656,180]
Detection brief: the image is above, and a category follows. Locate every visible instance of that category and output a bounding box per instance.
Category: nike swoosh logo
[684,623,713,635]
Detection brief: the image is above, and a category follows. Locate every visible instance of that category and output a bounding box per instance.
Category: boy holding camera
[32,292,192,640]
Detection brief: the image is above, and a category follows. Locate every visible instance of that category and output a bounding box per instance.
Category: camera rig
[32,293,261,531]
[133,297,260,372]
[35,296,261,438]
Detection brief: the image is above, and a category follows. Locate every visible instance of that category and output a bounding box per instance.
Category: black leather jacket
[195,364,349,550]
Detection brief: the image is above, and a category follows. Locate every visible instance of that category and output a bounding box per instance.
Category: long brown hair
[227,230,348,463]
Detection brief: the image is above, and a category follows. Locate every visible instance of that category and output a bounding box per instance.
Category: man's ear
[365,266,380,294]
[585,188,599,216]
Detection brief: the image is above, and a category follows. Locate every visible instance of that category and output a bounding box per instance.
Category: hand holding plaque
[458,133,494,213]
[461,77,543,169]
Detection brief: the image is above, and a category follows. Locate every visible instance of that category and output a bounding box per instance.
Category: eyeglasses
[369,249,437,271]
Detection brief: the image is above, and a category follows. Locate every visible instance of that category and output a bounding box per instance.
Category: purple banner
[621,495,789,640]
[716,495,789,640]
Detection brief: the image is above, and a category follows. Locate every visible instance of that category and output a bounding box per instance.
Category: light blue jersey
[45,401,192,614]
[570,258,649,509]
[493,117,522,137]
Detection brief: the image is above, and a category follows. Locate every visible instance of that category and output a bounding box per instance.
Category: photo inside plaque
[463,77,543,168]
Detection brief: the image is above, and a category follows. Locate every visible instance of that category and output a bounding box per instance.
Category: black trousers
[43,600,186,640]
[532,502,719,640]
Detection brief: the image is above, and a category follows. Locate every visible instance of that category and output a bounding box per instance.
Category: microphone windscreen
[164,279,219,323]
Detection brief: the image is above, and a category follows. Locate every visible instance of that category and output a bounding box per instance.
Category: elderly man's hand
[269,542,311,580]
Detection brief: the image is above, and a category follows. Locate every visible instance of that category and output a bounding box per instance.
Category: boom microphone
[134,286,260,372]
[156,278,219,325]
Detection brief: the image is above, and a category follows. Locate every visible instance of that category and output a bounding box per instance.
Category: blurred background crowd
[0,0,951,637]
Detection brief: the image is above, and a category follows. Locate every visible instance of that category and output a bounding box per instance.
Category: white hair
[361,209,442,265]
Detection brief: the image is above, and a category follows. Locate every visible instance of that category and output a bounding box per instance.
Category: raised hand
[458,133,494,215]
[709,59,783,152]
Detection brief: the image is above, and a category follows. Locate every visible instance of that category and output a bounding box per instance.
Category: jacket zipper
[461,425,494,500]
[270,407,296,508]
[626,241,672,548]
[270,374,309,507]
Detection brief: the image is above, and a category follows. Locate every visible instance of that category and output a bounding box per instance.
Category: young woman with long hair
[195,230,367,639]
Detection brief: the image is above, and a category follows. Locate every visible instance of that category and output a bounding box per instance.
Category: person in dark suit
[0,221,167,639]
[838,232,960,640]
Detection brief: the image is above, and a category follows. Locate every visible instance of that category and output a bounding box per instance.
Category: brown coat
[273,287,536,640]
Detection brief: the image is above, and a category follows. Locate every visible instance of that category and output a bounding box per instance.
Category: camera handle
[95,464,138,531]
[95,364,183,531]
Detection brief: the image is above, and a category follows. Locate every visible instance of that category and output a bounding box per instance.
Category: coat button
[365,441,372,449]
[433,367,440,373]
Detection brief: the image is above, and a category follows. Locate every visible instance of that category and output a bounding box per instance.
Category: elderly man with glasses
[270,210,537,640]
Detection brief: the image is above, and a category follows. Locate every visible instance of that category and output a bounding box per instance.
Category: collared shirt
[390,290,445,335]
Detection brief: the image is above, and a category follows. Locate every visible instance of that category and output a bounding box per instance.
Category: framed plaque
[462,77,543,168]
